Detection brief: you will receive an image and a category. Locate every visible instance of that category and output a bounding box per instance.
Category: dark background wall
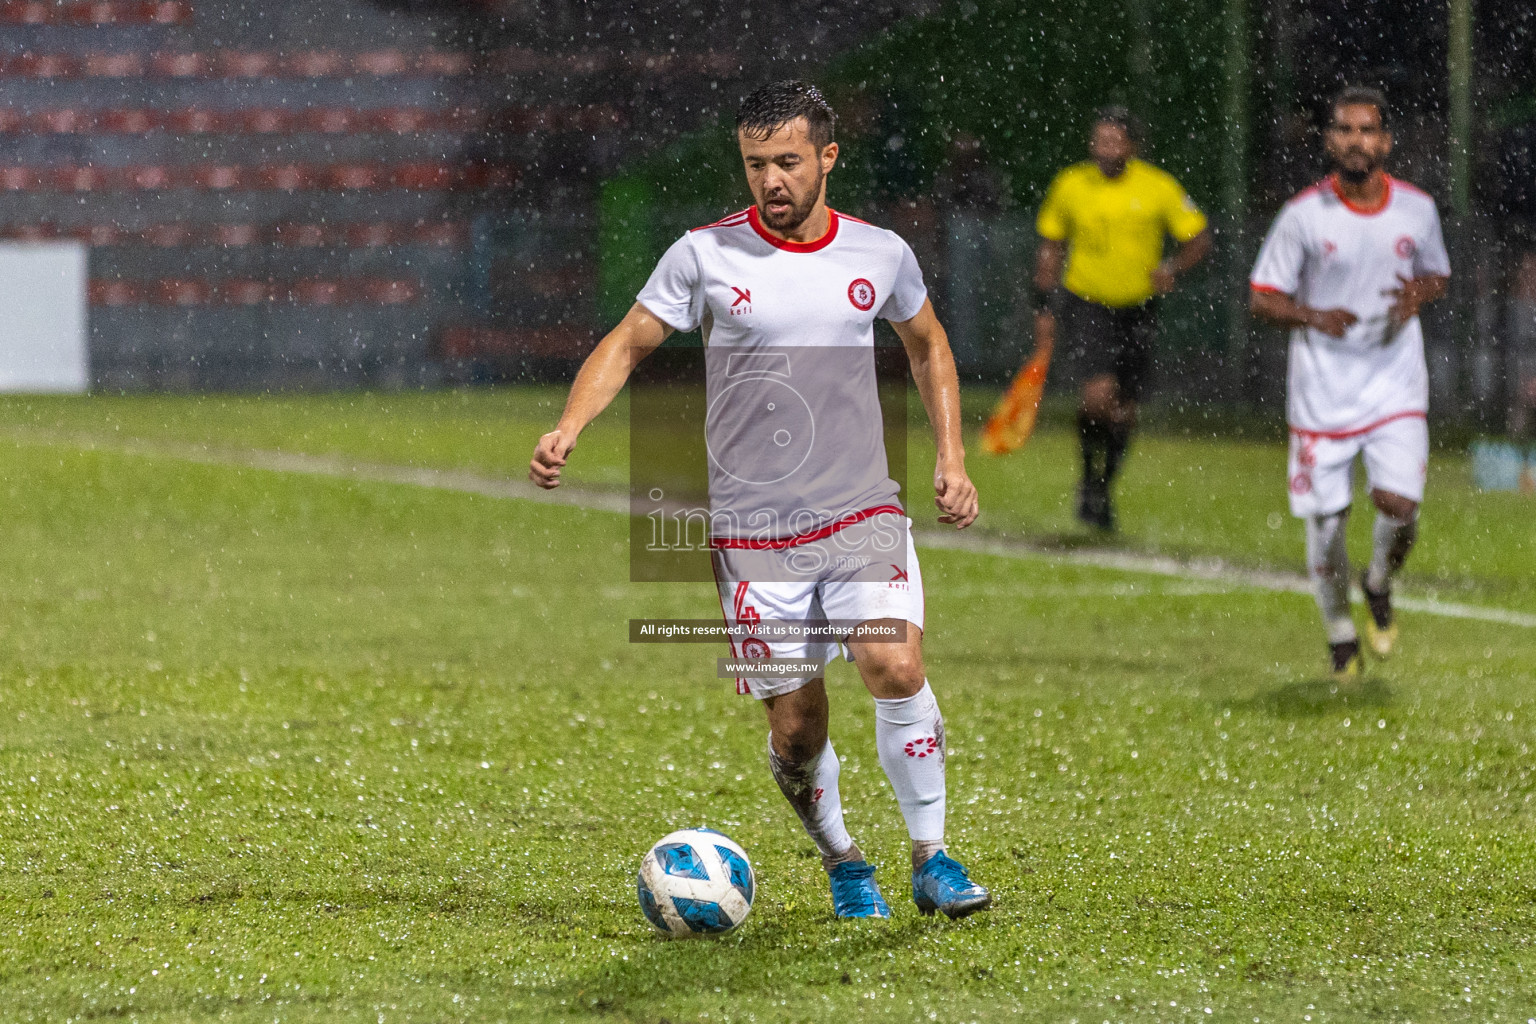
[4,0,1533,424]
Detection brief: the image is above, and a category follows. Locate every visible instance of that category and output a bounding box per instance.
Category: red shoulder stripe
[830,208,873,226]
[1289,181,1324,204]
[1387,175,1431,199]
[690,209,751,232]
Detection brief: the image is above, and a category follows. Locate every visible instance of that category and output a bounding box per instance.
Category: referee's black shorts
[1054,290,1159,402]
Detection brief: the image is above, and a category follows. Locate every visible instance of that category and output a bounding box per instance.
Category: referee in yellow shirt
[1034,107,1212,530]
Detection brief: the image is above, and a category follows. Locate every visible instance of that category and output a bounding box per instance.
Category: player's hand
[934,461,978,529]
[1151,263,1177,294]
[1383,274,1430,331]
[530,429,576,489]
[1304,307,1358,338]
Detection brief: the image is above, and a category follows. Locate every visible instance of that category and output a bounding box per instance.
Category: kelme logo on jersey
[848,278,876,311]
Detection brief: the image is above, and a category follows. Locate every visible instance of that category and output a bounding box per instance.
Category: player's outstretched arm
[891,298,979,530]
[1249,288,1358,339]
[529,303,673,489]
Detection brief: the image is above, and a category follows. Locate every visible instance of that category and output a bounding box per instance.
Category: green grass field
[1,389,1534,1022]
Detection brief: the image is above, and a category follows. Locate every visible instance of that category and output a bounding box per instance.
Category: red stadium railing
[0,163,519,191]
[89,277,424,307]
[0,220,471,247]
[0,1,191,25]
[0,105,623,134]
[0,47,734,78]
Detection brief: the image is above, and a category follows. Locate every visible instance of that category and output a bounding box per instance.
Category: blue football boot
[911,851,992,919]
[828,860,891,919]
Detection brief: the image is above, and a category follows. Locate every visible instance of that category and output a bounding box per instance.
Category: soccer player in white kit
[529,81,991,920]
[1250,87,1450,677]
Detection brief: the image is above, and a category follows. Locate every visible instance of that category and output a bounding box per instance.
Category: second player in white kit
[1251,86,1450,676]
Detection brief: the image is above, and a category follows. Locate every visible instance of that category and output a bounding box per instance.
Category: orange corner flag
[981,316,1055,455]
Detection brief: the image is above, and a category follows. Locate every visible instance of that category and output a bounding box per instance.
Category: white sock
[873,681,946,866]
[766,736,859,871]
[1366,512,1417,593]
[1306,511,1356,644]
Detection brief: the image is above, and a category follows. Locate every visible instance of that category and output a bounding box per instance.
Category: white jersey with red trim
[637,206,928,543]
[1249,175,1450,434]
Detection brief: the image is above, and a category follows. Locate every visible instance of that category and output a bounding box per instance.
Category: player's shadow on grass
[569,908,978,1006]
[1249,676,1393,717]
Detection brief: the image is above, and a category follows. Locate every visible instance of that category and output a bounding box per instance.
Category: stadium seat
[354,49,409,75]
[53,166,108,191]
[98,108,161,133]
[191,165,244,189]
[303,108,360,133]
[283,51,346,77]
[356,278,418,304]
[215,50,277,77]
[391,163,452,189]
[328,165,380,190]
[88,280,144,306]
[84,53,147,77]
[150,51,210,77]
[239,109,291,134]
[210,223,260,247]
[344,222,398,247]
[271,222,329,247]
[143,223,194,246]
[218,279,271,305]
[166,108,223,133]
[85,224,124,245]
[250,165,302,191]
[155,278,213,305]
[123,165,172,189]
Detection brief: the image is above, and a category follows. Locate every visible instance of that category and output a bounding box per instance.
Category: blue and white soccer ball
[637,828,755,937]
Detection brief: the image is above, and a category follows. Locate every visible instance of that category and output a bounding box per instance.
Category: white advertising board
[0,242,88,393]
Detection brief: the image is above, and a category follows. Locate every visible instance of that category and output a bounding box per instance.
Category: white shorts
[1287,412,1428,518]
[711,513,924,700]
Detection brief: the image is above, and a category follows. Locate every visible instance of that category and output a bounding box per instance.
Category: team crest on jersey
[741,637,771,659]
[730,286,752,316]
[1394,236,1416,259]
[848,278,876,311]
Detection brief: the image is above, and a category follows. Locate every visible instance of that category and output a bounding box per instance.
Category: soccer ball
[636,828,755,937]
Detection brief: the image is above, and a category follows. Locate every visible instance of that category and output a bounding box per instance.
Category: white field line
[12,426,1536,629]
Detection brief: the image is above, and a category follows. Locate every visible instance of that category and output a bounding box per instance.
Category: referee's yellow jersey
[1036,158,1208,308]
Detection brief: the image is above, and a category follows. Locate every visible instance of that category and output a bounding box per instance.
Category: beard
[1333,152,1380,184]
[759,168,825,232]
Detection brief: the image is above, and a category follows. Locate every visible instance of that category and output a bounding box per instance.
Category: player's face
[738,118,838,233]
[1325,103,1391,183]
[1089,122,1135,178]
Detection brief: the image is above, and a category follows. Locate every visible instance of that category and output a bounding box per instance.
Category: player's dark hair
[1331,85,1389,127]
[1092,105,1143,145]
[736,80,837,150]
